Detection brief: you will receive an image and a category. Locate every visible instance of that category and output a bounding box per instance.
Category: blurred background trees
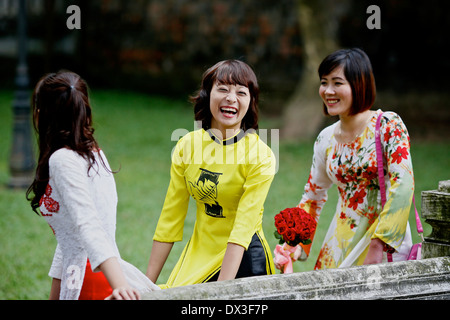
[0,0,449,141]
[0,0,448,297]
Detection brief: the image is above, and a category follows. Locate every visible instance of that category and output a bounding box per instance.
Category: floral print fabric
[299,110,414,269]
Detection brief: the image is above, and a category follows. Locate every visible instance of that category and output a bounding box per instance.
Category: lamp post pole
[8,0,34,189]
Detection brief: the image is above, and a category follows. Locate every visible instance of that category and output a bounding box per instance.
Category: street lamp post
[8,0,34,189]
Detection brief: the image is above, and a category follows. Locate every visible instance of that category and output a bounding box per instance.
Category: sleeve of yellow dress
[372,112,414,250]
[298,129,334,256]
[227,142,276,250]
[153,136,191,243]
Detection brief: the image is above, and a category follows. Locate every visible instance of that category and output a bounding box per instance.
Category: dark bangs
[214,60,257,89]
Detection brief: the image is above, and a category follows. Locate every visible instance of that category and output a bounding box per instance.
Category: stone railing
[422,180,450,258]
[143,257,450,300]
[143,180,450,300]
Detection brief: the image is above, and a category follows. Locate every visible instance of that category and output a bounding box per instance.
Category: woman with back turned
[27,71,159,299]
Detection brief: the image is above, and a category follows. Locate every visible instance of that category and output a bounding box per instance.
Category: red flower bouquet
[274,207,316,246]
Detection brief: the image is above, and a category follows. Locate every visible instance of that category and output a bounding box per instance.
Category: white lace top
[41,148,159,299]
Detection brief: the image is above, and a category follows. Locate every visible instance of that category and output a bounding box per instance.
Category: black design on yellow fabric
[189,168,225,218]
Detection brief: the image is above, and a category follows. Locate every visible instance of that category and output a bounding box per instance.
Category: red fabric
[78,259,112,300]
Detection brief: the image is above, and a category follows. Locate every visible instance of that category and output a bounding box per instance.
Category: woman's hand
[100,257,140,300]
[363,238,385,265]
[105,285,141,300]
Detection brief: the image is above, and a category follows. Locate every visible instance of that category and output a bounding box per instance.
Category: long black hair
[26,71,105,215]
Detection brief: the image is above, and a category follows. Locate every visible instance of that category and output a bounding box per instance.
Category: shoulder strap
[375,112,386,207]
[412,195,424,236]
[375,112,394,262]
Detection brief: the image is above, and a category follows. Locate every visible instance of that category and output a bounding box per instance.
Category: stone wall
[422,180,450,258]
[143,257,450,300]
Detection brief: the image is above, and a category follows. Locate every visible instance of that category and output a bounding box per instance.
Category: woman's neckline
[205,128,246,145]
[333,110,379,145]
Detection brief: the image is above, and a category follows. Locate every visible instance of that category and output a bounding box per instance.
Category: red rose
[286,217,295,228]
[276,221,288,235]
[281,209,291,221]
[284,228,296,242]
[274,213,284,225]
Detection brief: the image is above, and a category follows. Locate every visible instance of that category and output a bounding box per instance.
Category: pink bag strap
[412,196,424,237]
[375,112,423,237]
[375,113,386,207]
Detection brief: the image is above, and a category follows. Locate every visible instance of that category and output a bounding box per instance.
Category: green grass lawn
[0,89,448,299]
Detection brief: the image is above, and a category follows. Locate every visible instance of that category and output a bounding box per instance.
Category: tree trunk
[281,0,350,141]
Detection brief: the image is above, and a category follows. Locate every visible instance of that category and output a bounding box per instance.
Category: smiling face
[192,60,259,135]
[319,66,353,117]
[209,81,250,137]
